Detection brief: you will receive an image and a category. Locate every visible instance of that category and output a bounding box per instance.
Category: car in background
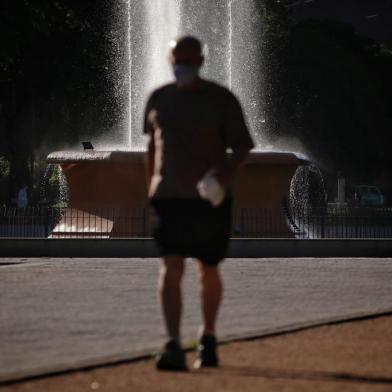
[354,185,385,207]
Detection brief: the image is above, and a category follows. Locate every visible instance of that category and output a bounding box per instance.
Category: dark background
[262,0,392,201]
[0,0,391,205]
[293,0,392,46]
[0,1,124,205]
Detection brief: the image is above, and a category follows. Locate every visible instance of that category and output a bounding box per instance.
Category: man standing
[144,36,254,371]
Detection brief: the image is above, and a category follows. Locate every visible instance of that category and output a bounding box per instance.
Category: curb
[2,238,392,258]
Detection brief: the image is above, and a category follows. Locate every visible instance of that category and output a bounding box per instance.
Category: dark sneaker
[194,334,219,368]
[156,340,188,371]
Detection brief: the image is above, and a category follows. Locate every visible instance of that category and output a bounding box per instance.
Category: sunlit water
[127,0,265,149]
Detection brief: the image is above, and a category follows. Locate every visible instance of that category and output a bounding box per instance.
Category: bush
[0,157,10,179]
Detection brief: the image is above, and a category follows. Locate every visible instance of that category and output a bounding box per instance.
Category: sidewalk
[1,257,392,388]
[2,315,391,392]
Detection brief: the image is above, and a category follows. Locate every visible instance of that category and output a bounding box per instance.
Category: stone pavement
[1,258,392,383]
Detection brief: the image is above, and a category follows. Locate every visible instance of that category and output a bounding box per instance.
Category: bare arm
[216,90,254,188]
[215,145,251,189]
[144,136,155,192]
[143,93,155,192]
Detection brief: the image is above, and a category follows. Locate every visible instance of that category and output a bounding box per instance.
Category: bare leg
[159,256,185,338]
[197,261,223,336]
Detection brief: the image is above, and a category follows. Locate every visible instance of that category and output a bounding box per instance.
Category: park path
[1,257,392,382]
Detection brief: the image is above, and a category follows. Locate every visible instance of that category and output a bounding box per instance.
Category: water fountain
[47,1,308,238]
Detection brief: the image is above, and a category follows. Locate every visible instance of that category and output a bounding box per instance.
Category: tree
[0,1,119,202]
[257,1,392,199]
[277,19,392,178]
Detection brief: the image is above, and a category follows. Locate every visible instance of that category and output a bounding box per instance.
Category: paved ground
[2,315,392,391]
[1,258,392,383]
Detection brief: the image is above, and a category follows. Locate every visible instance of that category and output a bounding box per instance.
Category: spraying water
[128,0,181,147]
[40,164,69,207]
[127,0,265,149]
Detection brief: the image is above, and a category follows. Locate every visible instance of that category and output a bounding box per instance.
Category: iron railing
[1,206,392,239]
[285,206,392,239]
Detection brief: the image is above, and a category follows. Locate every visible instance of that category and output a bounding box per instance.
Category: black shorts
[150,197,232,265]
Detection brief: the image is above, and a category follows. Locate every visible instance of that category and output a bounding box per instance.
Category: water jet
[47,1,309,238]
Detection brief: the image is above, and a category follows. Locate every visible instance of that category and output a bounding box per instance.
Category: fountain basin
[47,151,308,237]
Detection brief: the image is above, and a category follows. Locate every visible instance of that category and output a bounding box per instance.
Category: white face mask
[172,64,199,86]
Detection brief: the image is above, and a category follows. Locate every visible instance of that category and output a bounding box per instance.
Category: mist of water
[127,0,265,149]
[40,164,69,207]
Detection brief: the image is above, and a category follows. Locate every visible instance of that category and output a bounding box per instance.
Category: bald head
[172,36,202,55]
[170,36,204,67]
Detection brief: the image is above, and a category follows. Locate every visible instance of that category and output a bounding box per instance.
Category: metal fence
[0,207,57,238]
[0,207,150,239]
[286,206,392,239]
[1,206,392,239]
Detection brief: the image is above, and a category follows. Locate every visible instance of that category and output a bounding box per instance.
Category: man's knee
[160,257,185,284]
[198,263,220,282]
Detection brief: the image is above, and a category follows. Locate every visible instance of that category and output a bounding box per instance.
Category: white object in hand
[196,171,225,207]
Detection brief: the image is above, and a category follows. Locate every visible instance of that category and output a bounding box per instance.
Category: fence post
[240,208,245,237]
[143,208,147,237]
[320,210,325,239]
[43,207,49,238]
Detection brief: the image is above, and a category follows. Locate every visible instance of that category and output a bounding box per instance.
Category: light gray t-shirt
[144,81,254,199]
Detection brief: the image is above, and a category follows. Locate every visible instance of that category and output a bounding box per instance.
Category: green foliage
[379,45,392,57]
[51,201,68,208]
[0,1,120,200]
[0,2,101,81]
[0,158,10,178]
[258,7,392,187]
[255,1,392,198]
[48,171,60,187]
